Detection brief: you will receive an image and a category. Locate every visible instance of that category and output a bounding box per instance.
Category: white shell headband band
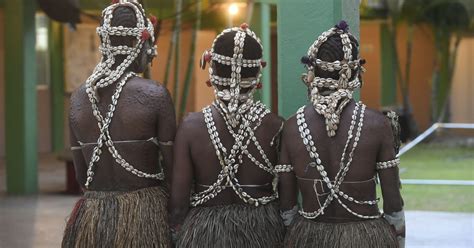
[199,23,267,127]
[301,21,366,137]
[86,0,157,98]
[82,0,163,188]
[98,0,158,60]
[301,20,365,91]
[200,23,267,89]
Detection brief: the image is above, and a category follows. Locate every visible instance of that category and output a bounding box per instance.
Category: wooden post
[277,0,360,118]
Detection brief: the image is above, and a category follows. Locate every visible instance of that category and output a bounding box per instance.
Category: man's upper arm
[156,85,176,142]
[169,115,195,229]
[377,117,403,213]
[69,109,87,187]
[155,85,176,184]
[377,115,406,247]
[278,121,298,211]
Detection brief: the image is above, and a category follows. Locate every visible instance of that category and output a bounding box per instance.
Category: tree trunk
[178,0,202,119]
[389,20,419,139]
[436,33,461,122]
[163,19,177,87]
[172,0,183,105]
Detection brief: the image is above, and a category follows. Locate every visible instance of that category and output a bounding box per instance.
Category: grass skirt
[284,215,398,248]
[62,186,170,248]
[176,202,285,248]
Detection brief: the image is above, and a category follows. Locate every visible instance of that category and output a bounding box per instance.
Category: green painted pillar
[380,22,397,107]
[260,3,272,108]
[249,4,262,102]
[4,0,38,194]
[49,21,65,152]
[277,0,360,118]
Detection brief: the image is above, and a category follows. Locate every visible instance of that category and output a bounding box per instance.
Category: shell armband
[376,158,400,170]
[274,164,294,173]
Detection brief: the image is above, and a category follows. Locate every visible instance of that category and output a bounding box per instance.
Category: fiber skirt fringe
[62,186,170,248]
[176,202,285,248]
[284,216,398,248]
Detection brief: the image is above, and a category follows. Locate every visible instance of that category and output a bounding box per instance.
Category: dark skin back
[279,99,403,222]
[69,5,176,192]
[169,106,284,229]
[69,77,176,192]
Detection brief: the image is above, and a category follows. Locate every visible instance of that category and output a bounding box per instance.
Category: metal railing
[397,123,474,186]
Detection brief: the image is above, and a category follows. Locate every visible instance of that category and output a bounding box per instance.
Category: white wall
[450,37,474,123]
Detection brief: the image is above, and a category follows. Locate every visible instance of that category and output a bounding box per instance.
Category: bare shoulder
[363,106,393,139]
[70,84,87,104]
[281,113,299,139]
[262,112,284,128]
[363,106,389,127]
[127,77,171,99]
[179,112,205,133]
[69,84,89,115]
[69,85,89,130]
[125,78,174,115]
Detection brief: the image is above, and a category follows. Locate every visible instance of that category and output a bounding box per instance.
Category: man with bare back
[278,21,405,248]
[169,24,285,248]
[62,1,175,247]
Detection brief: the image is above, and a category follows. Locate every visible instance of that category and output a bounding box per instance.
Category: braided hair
[109,6,137,45]
[213,31,263,79]
[300,21,365,137]
[314,34,359,82]
[101,5,151,73]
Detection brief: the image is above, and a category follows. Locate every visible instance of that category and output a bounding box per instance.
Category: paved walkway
[1,196,473,247]
[0,194,78,248]
[406,211,474,248]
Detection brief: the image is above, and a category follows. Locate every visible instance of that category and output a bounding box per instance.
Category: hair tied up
[335,20,349,33]
[200,50,211,70]
[149,15,158,26]
[141,30,151,41]
[301,55,313,66]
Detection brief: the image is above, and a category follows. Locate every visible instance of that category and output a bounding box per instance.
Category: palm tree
[385,0,428,139]
[363,0,472,139]
[423,0,471,122]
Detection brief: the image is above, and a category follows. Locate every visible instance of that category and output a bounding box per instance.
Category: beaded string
[297,102,381,219]
[191,102,278,207]
[274,164,293,173]
[213,101,273,173]
[301,22,365,137]
[200,24,265,127]
[83,1,162,189]
[376,158,400,170]
[191,24,276,206]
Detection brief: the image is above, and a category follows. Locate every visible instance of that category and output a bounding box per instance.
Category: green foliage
[398,1,471,122]
[362,0,472,124]
[179,0,202,118]
[424,0,470,30]
[423,1,471,121]
[398,0,432,24]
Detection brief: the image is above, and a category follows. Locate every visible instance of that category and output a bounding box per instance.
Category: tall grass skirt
[176,202,285,248]
[62,186,170,248]
[284,215,398,248]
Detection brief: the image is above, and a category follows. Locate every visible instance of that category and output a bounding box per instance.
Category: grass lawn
[389,143,474,212]
[400,185,473,212]
[400,144,474,180]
